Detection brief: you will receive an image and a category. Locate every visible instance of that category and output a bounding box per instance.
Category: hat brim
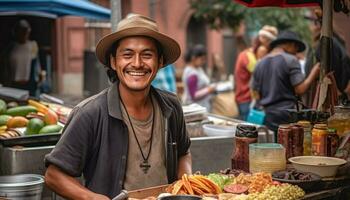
[96,27,181,68]
[270,38,306,53]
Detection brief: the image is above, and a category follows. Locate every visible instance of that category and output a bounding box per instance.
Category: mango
[0,99,6,114]
[39,124,63,134]
[44,109,58,125]
[0,115,12,126]
[26,118,45,135]
[7,116,29,128]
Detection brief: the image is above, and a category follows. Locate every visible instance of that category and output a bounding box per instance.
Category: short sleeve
[44,107,93,177]
[174,98,191,156]
[287,56,305,86]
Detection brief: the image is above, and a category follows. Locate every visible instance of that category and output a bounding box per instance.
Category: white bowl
[202,124,235,137]
[289,156,347,177]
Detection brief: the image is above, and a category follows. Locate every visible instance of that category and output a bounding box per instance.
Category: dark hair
[105,36,164,83]
[184,44,207,63]
[13,19,31,36]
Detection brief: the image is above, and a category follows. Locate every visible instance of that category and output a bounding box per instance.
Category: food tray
[0,133,61,147]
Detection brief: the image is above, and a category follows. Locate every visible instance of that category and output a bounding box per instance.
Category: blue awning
[0,0,111,20]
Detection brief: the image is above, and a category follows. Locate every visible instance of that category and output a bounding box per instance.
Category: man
[0,19,42,97]
[252,31,320,135]
[44,15,192,199]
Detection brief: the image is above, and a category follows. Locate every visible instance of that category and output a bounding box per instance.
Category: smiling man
[44,15,192,199]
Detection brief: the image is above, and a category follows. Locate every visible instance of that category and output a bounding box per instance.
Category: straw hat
[270,30,306,53]
[96,14,181,67]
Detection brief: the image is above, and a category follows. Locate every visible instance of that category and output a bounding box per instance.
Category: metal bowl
[0,174,44,200]
[272,170,322,191]
[158,195,202,200]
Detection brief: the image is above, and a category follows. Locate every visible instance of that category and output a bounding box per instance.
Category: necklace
[120,96,155,174]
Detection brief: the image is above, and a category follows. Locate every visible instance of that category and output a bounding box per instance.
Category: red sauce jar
[232,124,258,172]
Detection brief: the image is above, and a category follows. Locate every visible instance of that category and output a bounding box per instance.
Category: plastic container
[0,174,44,200]
[202,124,235,137]
[249,143,286,173]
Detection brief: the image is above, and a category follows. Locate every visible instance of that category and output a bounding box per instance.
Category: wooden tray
[128,184,169,199]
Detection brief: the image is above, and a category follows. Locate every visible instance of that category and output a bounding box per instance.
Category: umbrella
[235,0,319,7]
[236,0,336,113]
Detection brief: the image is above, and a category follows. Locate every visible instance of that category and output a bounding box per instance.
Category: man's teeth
[127,71,147,76]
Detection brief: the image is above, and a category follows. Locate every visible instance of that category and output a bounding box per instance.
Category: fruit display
[0,99,64,139]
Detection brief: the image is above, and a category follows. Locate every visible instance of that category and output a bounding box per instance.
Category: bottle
[312,124,328,156]
[297,120,312,156]
[232,124,258,172]
[327,128,339,157]
[291,124,304,157]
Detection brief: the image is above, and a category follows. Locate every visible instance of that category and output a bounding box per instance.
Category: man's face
[110,36,163,92]
[284,42,299,55]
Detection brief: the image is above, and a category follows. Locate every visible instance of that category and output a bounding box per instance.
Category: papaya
[43,109,58,125]
[39,124,63,134]
[0,115,12,126]
[6,105,37,117]
[26,118,45,135]
[7,116,29,128]
[0,99,6,114]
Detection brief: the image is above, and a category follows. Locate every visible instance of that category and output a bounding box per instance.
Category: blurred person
[182,44,216,111]
[233,26,277,120]
[255,25,278,60]
[1,20,42,97]
[151,64,177,93]
[252,31,320,135]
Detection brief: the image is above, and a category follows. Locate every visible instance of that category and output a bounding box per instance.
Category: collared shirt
[152,64,177,93]
[45,82,191,198]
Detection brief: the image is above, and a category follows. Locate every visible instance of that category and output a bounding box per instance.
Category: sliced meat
[223,184,248,194]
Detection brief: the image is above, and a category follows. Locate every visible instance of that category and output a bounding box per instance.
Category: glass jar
[249,143,286,174]
[297,120,312,156]
[312,123,328,156]
[328,106,350,137]
[232,124,258,172]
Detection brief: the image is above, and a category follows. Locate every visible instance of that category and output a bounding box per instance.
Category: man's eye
[123,53,132,58]
[142,53,153,59]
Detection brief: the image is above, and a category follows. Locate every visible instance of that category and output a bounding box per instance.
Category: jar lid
[236,124,258,138]
[297,120,311,127]
[314,123,327,129]
[249,143,284,149]
[278,124,291,129]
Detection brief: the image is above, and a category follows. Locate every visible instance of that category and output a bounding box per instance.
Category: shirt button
[122,155,126,160]
[119,180,123,185]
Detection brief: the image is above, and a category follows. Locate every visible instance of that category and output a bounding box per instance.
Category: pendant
[140,160,151,174]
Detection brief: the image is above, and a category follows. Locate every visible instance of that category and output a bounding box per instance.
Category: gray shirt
[45,82,191,198]
[252,52,305,110]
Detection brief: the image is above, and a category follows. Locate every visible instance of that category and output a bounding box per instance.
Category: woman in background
[182,44,216,111]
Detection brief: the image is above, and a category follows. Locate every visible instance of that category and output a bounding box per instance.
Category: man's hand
[45,165,110,200]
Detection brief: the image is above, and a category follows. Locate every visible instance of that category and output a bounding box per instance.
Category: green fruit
[0,99,6,114]
[26,118,45,135]
[6,105,37,117]
[39,124,63,134]
[0,115,12,126]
